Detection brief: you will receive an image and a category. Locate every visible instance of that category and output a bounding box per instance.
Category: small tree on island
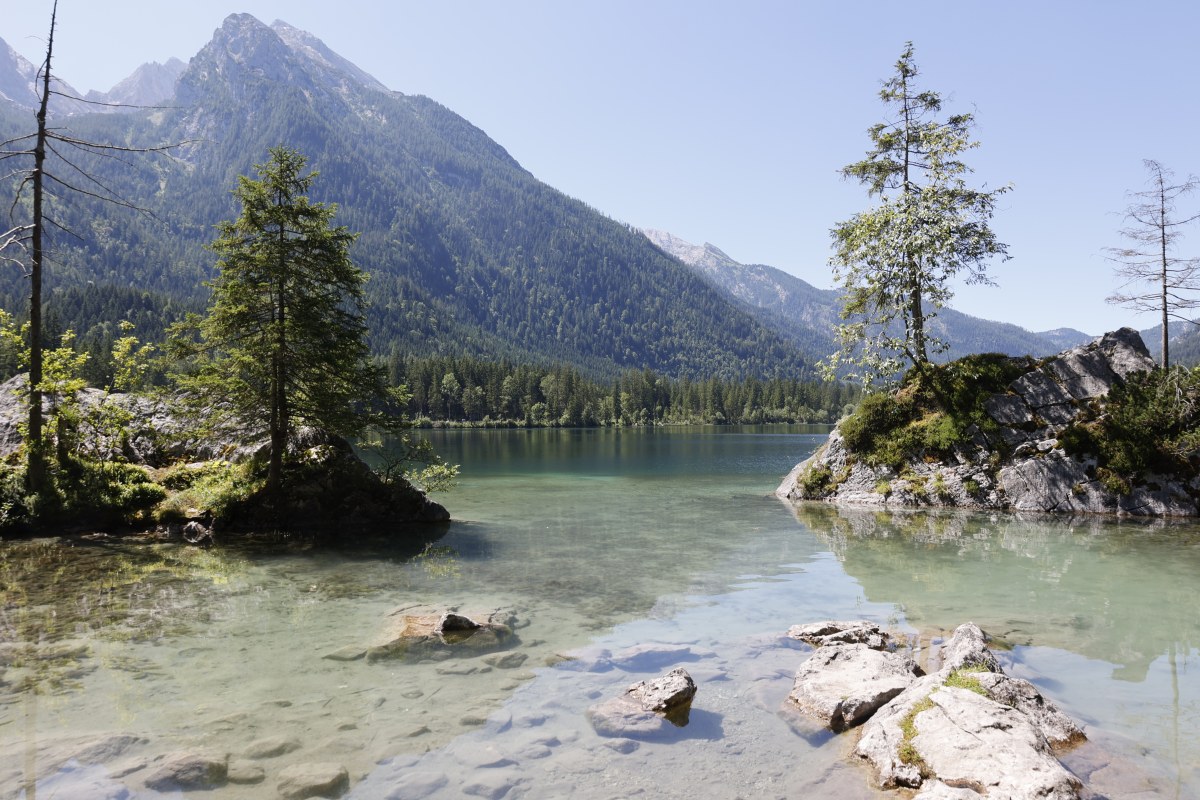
[824,42,1010,386]
[1105,159,1200,369]
[171,146,401,497]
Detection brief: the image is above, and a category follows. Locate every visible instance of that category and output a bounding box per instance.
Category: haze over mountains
[0,13,1174,380]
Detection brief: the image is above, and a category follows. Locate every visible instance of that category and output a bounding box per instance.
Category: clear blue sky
[6,1,1200,336]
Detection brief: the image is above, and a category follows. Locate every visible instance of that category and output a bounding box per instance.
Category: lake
[0,426,1196,798]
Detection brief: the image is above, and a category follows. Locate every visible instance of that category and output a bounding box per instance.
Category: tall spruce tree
[175,146,397,495]
[824,42,1010,385]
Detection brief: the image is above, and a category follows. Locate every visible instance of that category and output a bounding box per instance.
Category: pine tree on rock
[176,146,397,497]
[824,42,1010,386]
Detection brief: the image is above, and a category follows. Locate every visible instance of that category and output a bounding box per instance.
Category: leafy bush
[154,461,261,522]
[1061,367,1200,483]
[797,465,835,498]
[839,353,1030,469]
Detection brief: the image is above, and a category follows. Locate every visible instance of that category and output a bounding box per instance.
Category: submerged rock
[143,752,228,791]
[276,762,349,799]
[587,667,698,738]
[367,605,517,662]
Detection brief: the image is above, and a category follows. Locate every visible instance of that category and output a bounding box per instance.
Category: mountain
[0,35,88,115]
[645,229,1093,361]
[0,15,810,381]
[85,58,186,109]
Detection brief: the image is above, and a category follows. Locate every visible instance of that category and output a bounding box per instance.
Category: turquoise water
[0,426,1196,798]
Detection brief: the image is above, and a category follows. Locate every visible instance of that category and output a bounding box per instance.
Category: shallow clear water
[1,426,1196,799]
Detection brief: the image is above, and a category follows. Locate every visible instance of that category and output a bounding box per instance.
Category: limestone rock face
[853,623,1086,796]
[907,687,1082,799]
[787,619,891,650]
[787,642,922,732]
[776,329,1196,517]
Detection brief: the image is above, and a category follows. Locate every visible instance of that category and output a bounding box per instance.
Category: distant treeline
[391,356,858,427]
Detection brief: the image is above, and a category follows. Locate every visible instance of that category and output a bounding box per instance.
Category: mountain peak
[85,58,186,109]
[269,20,391,94]
[0,34,90,115]
[178,14,392,111]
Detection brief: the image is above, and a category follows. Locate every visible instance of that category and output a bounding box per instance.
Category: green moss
[897,695,936,767]
[838,354,1034,469]
[798,465,835,498]
[963,478,981,496]
[944,666,990,696]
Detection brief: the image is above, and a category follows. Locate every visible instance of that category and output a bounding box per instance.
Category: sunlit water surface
[1,427,1196,799]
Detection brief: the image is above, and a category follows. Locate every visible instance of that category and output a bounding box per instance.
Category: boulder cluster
[778,329,1199,516]
[788,620,1087,798]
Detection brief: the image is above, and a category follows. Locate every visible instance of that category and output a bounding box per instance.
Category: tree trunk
[1160,189,1170,370]
[26,4,56,496]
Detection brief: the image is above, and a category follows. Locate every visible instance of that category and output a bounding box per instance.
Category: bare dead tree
[0,1,182,498]
[1106,159,1200,369]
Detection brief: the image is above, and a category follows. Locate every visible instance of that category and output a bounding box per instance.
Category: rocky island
[777,329,1200,516]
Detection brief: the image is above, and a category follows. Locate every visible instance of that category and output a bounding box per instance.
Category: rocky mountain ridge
[645,228,1094,362]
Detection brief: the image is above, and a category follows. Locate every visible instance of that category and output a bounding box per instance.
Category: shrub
[798,465,835,498]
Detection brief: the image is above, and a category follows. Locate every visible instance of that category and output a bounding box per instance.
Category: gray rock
[226,759,266,784]
[787,619,891,650]
[484,652,529,669]
[1010,370,1074,409]
[367,606,517,662]
[985,394,1033,426]
[938,623,1001,673]
[143,752,228,791]
[974,672,1086,748]
[914,781,986,799]
[587,667,698,738]
[277,762,350,799]
[627,666,697,714]
[382,770,448,799]
[911,687,1083,799]
[787,643,922,732]
[854,621,1087,796]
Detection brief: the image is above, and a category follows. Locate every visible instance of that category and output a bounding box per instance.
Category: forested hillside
[0,15,810,382]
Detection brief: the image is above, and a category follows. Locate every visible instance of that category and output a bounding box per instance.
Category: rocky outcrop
[0,375,449,530]
[777,329,1197,516]
[848,622,1086,797]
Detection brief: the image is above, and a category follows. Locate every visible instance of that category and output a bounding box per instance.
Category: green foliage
[825,42,1010,386]
[1060,367,1200,485]
[171,146,402,492]
[838,353,1029,468]
[395,355,858,427]
[945,666,990,696]
[153,461,262,523]
[898,695,936,769]
[797,465,835,498]
[358,434,460,494]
